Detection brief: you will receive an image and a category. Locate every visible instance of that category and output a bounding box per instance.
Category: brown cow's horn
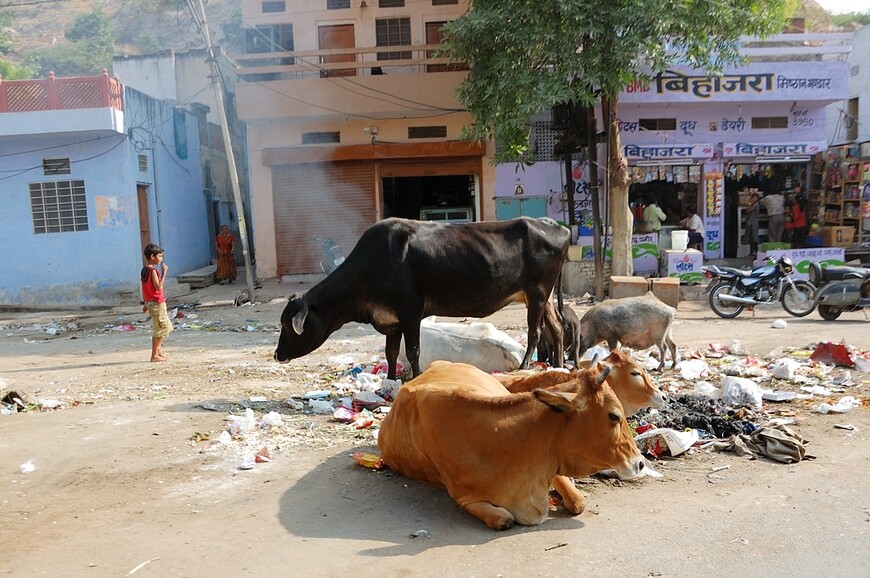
[589,353,600,368]
[595,365,612,385]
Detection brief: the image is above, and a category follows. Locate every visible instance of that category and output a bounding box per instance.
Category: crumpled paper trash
[770,358,801,380]
[677,359,709,380]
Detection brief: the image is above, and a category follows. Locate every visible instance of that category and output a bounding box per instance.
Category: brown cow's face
[605,349,666,415]
[274,294,328,363]
[535,366,644,479]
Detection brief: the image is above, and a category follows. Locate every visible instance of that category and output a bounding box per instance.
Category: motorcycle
[701,256,816,319]
[808,262,870,320]
[310,237,345,274]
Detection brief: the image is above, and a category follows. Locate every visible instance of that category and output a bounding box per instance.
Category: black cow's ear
[292,301,308,335]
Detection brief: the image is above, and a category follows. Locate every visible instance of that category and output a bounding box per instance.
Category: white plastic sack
[678,359,710,380]
[721,376,763,410]
[770,358,801,380]
[399,316,525,373]
[815,395,860,414]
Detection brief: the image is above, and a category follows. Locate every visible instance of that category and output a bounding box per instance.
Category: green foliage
[27,7,117,77]
[0,56,32,79]
[444,0,795,162]
[830,11,870,26]
[0,11,13,55]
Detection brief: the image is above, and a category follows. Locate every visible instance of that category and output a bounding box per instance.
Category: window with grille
[262,1,285,12]
[138,155,148,172]
[30,180,89,234]
[432,0,458,4]
[376,18,411,60]
[43,158,71,175]
[408,126,447,139]
[638,118,676,131]
[327,0,351,7]
[301,131,341,144]
[751,116,788,129]
[379,0,404,6]
[245,24,294,60]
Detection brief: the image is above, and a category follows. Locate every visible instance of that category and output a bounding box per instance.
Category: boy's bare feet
[151,354,168,362]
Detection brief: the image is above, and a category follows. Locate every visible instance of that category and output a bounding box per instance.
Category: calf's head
[274,293,328,363]
[602,349,666,415]
[533,364,644,479]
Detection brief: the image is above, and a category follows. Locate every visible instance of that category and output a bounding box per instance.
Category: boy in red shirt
[141,243,173,362]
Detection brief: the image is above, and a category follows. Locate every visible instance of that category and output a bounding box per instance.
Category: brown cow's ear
[534,389,586,413]
[608,349,625,362]
[292,302,308,335]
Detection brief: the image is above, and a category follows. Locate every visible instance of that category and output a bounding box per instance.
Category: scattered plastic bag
[815,396,860,414]
[379,378,402,401]
[328,354,355,366]
[352,451,384,470]
[309,399,334,414]
[727,340,745,355]
[678,359,709,380]
[20,460,36,473]
[259,411,283,428]
[721,376,763,410]
[770,358,801,380]
[694,381,720,398]
[770,319,788,329]
[581,344,611,362]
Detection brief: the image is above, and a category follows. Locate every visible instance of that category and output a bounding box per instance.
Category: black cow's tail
[557,266,564,321]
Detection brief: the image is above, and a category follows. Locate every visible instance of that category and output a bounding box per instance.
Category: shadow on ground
[276,445,585,557]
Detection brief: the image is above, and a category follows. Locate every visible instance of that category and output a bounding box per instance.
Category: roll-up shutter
[272,161,375,275]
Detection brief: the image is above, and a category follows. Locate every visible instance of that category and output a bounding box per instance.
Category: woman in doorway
[216,225,237,284]
[786,194,807,248]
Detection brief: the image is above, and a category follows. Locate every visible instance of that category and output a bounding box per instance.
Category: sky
[814,0,869,14]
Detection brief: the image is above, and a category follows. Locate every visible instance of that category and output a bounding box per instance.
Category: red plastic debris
[810,342,854,368]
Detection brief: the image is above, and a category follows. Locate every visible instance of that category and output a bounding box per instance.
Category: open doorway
[382,174,475,222]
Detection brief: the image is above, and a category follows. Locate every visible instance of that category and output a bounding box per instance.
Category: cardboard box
[822,226,855,248]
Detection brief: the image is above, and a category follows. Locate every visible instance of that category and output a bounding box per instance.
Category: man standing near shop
[643,196,667,232]
[760,190,786,243]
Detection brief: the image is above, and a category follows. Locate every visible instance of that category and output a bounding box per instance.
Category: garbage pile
[192,339,867,472]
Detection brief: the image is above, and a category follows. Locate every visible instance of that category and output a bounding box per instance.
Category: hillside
[2,0,237,64]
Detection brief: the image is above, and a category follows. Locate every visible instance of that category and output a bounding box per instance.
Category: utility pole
[187,0,256,302]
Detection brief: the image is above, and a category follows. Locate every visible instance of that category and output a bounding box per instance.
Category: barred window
[376,17,411,60]
[327,0,351,7]
[638,118,676,131]
[30,180,89,234]
[43,158,71,175]
[379,0,404,6]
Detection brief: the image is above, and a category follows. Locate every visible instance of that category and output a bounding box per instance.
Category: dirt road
[1,279,868,577]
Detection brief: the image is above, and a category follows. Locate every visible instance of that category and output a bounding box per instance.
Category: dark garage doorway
[383,175,475,222]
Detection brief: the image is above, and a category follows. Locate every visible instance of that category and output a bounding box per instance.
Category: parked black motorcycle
[702,256,816,319]
[808,262,870,320]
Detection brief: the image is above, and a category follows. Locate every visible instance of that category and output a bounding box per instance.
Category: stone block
[650,277,680,308]
[609,275,650,300]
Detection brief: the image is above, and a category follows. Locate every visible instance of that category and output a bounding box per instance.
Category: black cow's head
[274,293,329,363]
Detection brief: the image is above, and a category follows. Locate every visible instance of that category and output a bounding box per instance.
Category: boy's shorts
[146,301,174,338]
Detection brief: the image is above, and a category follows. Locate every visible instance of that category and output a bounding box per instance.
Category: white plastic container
[671,229,689,251]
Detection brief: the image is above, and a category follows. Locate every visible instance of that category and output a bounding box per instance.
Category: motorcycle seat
[719,267,754,277]
[821,266,870,282]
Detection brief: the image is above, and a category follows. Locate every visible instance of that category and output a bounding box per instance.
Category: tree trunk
[604,96,632,277]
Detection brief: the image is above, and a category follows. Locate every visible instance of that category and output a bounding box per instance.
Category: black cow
[274,217,570,380]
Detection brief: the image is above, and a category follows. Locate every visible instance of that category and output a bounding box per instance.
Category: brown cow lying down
[493,349,666,416]
[378,360,644,530]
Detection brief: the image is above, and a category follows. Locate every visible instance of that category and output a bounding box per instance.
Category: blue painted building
[0,72,211,308]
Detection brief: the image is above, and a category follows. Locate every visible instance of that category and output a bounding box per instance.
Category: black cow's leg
[522,294,561,369]
[384,333,402,381]
[402,320,423,377]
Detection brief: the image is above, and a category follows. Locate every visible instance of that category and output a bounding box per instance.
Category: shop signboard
[722,141,827,158]
[756,248,845,281]
[620,61,849,104]
[576,233,660,273]
[661,249,704,284]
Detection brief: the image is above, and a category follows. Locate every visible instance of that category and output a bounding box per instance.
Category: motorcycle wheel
[780,281,817,317]
[708,281,745,318]
[818,304,843,321]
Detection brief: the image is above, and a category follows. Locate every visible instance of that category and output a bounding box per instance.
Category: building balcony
[0,70,125,137]
[234,44,468,122]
